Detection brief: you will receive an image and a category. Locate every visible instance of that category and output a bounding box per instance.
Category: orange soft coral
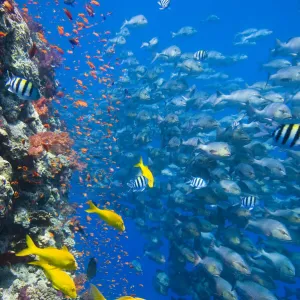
[33,97,49,118]
[28,132,74,157]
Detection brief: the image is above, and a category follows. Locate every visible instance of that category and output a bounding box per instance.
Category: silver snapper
[171,26,197,38]
[152,45,181,63]
[273,37,300,56]
[121,15,148,29]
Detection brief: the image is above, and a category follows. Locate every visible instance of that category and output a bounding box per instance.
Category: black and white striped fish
[272,124,300,148]
[240,196,258,210]
[186,177,208,189]
[5,72,40,101]
[158,0,171,10]
[194,50,208,61]
[127,176,148,192]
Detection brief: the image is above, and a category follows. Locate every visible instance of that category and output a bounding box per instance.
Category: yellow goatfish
[16,235,77,270]
[89,284,106,300]
[117,297,146,300]
[134,157,154,188]
[29,260,77,298]
[85,200,125,232]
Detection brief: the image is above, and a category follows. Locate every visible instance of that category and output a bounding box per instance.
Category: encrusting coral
[0,1,80,299]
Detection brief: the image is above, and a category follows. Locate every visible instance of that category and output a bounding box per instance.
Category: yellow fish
[117,297,146,300]
[85,200,125,231]
[29,260,77,298]
[16,235,77,270]
[89,284,106,300]
[134,157,154,188]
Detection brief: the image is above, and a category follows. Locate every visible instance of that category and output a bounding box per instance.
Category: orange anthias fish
[74,100,88,108]
[57,26,64,36]
[63,8,73,21]
[90,0,100,6]
[87,61,96,70]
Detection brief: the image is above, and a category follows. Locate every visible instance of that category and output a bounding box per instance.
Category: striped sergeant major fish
[127,176,148,192]
[240,196,258,210]
[5,72,40,101]
[186,177,208,189]
[272,124,300,148]
[194,50,208,61]
[158,0,171,10]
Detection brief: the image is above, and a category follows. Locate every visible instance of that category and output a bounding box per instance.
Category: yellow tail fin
[28,260,46,267]
[15,235,38,257]
[90,284,106,300]
[134,157,144,168]
[85,200,99,213]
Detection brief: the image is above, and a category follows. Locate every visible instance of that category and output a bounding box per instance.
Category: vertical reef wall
[0,1,78,298]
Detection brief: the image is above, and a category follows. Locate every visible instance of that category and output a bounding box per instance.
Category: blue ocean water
[17,0,300,299]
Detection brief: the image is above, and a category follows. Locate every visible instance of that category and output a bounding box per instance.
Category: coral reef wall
[0,1,77,299]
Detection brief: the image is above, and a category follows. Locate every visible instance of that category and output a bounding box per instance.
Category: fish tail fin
[275,38,282,49]
[264,73,271,89]
[171,32,176,38]
[16,235,38,257]
[213,91,223,106]
[264,207,271,217]
[85,200,98,213]
[194,252,202,266]
[151,53,160,63]
[272,38,282,56]
[209,239,215,251]
[5,70,12,86]
[28,258,48,267]
[127,181,134,192]
[121,20,128,30]
[134,157,143,168]
[90,284,106,300]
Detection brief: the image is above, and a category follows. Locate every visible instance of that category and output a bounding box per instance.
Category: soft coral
[28,132,73,157]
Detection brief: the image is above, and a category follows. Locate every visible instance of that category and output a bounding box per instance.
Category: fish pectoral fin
[62,245,69,252]
[52,283,60,291]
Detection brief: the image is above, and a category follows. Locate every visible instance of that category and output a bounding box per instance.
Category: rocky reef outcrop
[0,1,80,299]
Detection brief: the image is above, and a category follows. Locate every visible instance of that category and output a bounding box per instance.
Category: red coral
[28,132,74,157]
[32,97,49,118]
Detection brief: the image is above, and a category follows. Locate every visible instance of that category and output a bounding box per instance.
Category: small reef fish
[89,284,145,300]
[5,72,40,100]
[127,175,148,192]
[85,200,125,231]
[194,50,208,61]
[240,196,259,210]
[86,257,97,280]
[29,260,77,298]
[117,297,146,300]
[134,157,154,188]
[121,15,148,29]
[273,124,300,148]
[186,177,208,189]
[16,235,77,270]
[158,0,171,10]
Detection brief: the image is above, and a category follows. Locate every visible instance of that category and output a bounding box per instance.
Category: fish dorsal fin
[62,245,69,252]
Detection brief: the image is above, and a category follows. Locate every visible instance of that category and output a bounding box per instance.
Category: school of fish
[9,0,300,299]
